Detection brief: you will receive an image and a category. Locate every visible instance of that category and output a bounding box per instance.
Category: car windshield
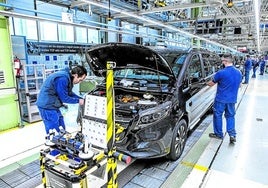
[113,68,170,92]
[114,68,169,81]
[160,53,187,77]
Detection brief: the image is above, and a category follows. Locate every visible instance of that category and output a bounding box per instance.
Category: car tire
[167,119,187,161]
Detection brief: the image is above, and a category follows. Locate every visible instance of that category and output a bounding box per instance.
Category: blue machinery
[40,62,131,188]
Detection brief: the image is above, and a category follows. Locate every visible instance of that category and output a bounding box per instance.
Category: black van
[150,46,222,130]
[80,43,221,160]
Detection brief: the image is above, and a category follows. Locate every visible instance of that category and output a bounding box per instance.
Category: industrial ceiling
[22,0,268,54]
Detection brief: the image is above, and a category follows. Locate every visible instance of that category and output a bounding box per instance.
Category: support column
[191,0,201,48]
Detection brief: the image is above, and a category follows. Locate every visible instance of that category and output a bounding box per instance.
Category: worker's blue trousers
[38,107,66,134]
[213,101,236,138]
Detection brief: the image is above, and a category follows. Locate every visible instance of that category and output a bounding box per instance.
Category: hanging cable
[108,0,112,21]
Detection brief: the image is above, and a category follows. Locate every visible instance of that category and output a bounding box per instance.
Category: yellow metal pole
[106,61,118,188]
[137,0,141,9]
[40,150,47,188]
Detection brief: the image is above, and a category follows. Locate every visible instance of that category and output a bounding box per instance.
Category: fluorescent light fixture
[253,0,260,52]
[88,4,92,16]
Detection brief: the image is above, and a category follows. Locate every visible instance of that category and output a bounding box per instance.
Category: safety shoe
[230,136,236,144]
[209,133,223,140]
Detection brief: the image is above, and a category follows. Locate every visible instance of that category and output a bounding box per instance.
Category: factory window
[40,21,58,41]
[88,28,99,44]
[12,18,37,40]
[58,24,74,42]
[76,27,87,43]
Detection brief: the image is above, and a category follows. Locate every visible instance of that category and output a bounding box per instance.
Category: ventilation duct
[0,70,5,84]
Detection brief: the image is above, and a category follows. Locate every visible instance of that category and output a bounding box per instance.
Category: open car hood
[85,43,175,78]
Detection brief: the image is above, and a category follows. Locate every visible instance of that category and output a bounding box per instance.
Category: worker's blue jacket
[244,59,252,71]
[36,68,81,110]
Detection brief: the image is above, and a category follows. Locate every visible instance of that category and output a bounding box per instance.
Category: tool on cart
[40,128,96,188]
[40,127,130,187]
[40,61,131,188]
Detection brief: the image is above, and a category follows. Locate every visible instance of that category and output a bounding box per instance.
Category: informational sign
[26,41,92,54]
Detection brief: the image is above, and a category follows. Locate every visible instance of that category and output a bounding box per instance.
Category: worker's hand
[79,98,85,106]
[207,80,215,86]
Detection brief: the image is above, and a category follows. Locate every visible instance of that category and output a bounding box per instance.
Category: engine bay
[90,86,171,116]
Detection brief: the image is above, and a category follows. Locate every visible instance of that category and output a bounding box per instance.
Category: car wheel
[167,119,188,160]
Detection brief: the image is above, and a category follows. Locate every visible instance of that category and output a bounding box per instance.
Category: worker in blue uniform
[259,57,266,75]
[207,53,242,143]
[243,55,252,84]
[251,58,259,78]
[36,65,87,134]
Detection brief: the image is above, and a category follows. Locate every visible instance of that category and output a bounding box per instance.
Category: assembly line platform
[0,73,268,188]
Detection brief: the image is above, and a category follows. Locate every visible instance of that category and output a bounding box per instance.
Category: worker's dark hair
[221,53,233,63]
[222,53,232,59]
[71,65,87,77]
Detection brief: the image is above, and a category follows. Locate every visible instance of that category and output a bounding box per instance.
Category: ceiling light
[88,4,92,16]
[227,0,234,8]
[253,0,260,52]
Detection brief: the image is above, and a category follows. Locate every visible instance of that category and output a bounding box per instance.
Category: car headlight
[140,112,164,124]
[136,101,171,129]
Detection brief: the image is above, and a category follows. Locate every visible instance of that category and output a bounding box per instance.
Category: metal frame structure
[36,0,268,54]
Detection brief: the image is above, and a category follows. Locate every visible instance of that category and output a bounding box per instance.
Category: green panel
[0,94,19,131]
[192,37,201,48]
[0,11,20,131]
[0,1,4,11]
[0,20,15,89]
[0,17,6,28]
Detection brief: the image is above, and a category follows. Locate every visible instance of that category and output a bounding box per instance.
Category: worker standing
[243,55,252,84]
[36,65,87,134]
[259,57,266,75]
[207,53,242,144]
[251,57,259,78]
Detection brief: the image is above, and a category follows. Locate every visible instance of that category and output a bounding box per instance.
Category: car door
[194,53,219,122]
[184,51,219,129]
[184,53,207,128]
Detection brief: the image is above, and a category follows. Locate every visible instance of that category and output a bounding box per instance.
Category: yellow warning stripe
[181,161,208,172]
[94,151,105,162]
[106,63,114,149]
[107,157,118,188]
[39,152,47,187]
[106,62,118,188]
